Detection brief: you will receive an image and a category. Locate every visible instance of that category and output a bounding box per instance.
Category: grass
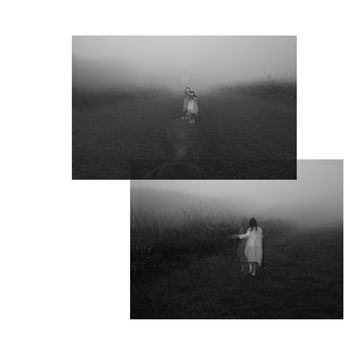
[215,79,296,102]
[130,210,343,319]
[72,81,296,179]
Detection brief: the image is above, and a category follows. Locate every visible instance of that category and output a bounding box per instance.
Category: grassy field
[130,211,342,319]
[72,82,296,179]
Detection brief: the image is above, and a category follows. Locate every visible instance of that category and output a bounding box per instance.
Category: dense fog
[131,161,342,228]
[72,36,296,92]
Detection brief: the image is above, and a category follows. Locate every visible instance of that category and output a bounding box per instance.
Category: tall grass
[72,86,172,109]
[214,78,296,102]
[131,207,236,258]
[131,208,297,280]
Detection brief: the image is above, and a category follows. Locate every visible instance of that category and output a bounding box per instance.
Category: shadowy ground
[72,85,296,179]
[131,228,342,319]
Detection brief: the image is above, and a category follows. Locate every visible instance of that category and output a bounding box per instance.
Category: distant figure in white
[187,90,199,124]
[232,217,263,276]
[182,87,199,124]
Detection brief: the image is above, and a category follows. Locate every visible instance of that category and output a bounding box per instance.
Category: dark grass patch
[131,220,342,319]
[72,84,296,179]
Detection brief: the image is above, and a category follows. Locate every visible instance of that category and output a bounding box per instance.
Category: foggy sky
[72,36,296,92]
[131,161,343,227]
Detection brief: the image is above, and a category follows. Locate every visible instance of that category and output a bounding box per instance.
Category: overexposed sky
[73,36,296,91]
[132,160,343,226]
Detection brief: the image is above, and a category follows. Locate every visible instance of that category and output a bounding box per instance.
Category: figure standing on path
[187,90,199,124]
[232,218,264,276]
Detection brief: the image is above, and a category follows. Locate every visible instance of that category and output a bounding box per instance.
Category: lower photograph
[130,160,343,319]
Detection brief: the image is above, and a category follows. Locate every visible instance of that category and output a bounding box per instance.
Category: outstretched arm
[232,229,250,239]
[237,231,250,239]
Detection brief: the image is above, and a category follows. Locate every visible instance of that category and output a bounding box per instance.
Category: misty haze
[132,160,342,227]
[72,36,296,179]
[73,36,296,92]
[131,160,343,319]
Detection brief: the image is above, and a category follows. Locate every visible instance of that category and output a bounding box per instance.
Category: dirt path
[73,93,296,179]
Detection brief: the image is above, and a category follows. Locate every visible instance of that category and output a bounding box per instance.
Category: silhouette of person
[187,90,199,124]
[182,87,191,119]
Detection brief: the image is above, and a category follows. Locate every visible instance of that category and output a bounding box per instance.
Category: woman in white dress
[232,218,263,276]
[187,90,199,124]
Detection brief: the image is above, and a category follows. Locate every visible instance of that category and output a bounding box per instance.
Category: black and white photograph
[3,1,350,349]
[73,36,296,179]
[131,160,343,319]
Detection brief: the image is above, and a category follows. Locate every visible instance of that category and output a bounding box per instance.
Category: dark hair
[248,217,258,229]
[190,90,197,98]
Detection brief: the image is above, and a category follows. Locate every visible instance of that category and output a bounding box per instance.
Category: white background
[0,0,349,349]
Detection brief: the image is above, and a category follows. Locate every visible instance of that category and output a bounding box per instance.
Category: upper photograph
[72,36,296,179]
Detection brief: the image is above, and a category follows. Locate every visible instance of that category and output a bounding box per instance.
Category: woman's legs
[251,263,257,276]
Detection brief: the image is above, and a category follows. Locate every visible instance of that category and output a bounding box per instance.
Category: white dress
[187,98,198,114]
[239,227,263,265]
